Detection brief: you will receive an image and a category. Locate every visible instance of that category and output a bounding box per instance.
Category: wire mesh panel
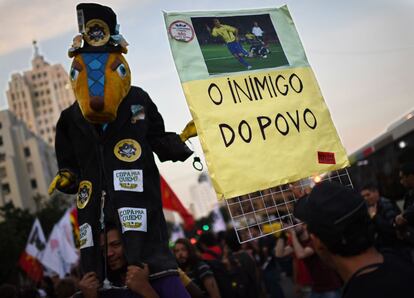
[225,168,353,243]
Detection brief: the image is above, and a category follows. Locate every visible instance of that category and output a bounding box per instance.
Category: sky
[0,0,413,210]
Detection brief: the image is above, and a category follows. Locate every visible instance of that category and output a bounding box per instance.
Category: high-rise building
[0,110,57,212]
[6,41,75,146]
[189,172,217,218]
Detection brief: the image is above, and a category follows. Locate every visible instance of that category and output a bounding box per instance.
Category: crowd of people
[1,163,414,298]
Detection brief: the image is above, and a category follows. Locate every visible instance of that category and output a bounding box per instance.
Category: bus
[348,110,414,200]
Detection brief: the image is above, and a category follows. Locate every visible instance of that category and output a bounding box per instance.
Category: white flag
[212,204,226,233]
[170,223,185,242]
[41,224,78,278]
[58,207,78,251]
[25,218,46,259]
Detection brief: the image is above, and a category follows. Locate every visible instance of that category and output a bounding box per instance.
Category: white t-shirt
[252,26,264,37]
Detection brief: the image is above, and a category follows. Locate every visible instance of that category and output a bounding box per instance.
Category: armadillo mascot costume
[49,3,196,295]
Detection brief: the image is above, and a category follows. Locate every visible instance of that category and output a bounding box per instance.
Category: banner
[161,176,195,231]
[19,218,46,282]
[165,6,349,200]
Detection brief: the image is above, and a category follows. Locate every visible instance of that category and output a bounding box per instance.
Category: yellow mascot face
[69,52,131,123]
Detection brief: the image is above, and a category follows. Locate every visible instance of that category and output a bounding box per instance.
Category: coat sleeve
[143,91,193,162]
[54,110,80,194]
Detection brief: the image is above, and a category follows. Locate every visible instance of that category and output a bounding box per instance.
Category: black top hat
[68,3,128,57]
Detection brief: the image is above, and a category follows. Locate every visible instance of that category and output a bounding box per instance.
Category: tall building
[189,172,218,218]
[0,110,57,212]
[6,41,75,146]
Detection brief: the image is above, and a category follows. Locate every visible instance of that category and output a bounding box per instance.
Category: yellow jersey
[211,25,237,43]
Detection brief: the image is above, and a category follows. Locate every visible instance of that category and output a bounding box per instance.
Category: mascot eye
[70,67,80,81]
[116,64,127,78]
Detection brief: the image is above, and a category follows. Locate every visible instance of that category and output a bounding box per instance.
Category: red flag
[19,251,43,283]
[161,176,195,231]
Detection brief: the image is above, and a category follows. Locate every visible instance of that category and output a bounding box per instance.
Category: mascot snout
[90,96,104,111]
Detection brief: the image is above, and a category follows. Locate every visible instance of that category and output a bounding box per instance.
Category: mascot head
[68,3,131,124]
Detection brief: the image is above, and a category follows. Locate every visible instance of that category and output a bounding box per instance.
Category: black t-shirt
[343,253,414,298]
[186,261,213,293]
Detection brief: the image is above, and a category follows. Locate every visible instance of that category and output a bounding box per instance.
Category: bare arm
[290,230,314,259]
[203,275,221,298]
[275,236,293,258]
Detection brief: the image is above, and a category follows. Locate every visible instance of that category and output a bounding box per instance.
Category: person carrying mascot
[48,3,197,296]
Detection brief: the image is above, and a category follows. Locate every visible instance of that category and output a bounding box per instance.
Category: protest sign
[165,6,349,199]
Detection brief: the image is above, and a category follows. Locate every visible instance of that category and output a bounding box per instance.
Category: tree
[0,202,34,284]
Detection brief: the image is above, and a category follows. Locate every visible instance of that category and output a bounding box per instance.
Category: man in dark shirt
[75,223,190,298]
[294,181,414,298]
[174,238,221,298]
[395,163,414,227]
[360,183,403,252]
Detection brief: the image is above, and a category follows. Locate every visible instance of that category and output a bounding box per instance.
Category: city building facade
[0,110,57,212]
[6,41,75,146]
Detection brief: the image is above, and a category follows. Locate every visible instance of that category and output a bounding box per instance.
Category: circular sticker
[84,19,110,47]
[77,181,92,209]
[168,20,195,42]
[114,139,142,162]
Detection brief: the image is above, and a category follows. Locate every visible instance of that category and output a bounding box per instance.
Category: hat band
[334,201,366,225]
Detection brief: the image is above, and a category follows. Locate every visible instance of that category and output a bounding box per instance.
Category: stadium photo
[191,14,289,75]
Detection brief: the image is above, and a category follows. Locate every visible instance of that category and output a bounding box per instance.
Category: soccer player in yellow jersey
[206,18,252,70]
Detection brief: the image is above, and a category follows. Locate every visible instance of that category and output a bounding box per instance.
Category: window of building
[34,91,39,97]
[46,89,50,95]
[0,136,3,146]
[24,147,31,157]
[0,167,6,179]
[11,94,15,101]
[32,75,36,80]
[0,122,2,129]
[30,179,37,189]
[43,72,47,77]
[0,153,5,162]
[2,183,10,194]
[40,129,44,135]
[48,137,53,144]
[27,162,34,174]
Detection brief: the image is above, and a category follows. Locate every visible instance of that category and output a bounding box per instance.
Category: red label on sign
[317,151,336,164]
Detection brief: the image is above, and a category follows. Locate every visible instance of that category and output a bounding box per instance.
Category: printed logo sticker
[114,139,142,162]
[168,20,195,42]
[77,181,92,209]
[131,105,145,123]
[113,169,143,192]
[84,19,110,47]
[118,207,147,233]
[79,223,94,249]
[317,151,336,164]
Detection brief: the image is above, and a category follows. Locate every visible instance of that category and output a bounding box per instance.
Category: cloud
[0,0,144,56]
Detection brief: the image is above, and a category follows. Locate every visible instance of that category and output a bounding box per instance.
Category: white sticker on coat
[113,169,143,192]
[79,223,94,249]
[118,207,147,233]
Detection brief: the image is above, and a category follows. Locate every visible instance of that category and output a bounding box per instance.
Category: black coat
[55,86,192,279]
